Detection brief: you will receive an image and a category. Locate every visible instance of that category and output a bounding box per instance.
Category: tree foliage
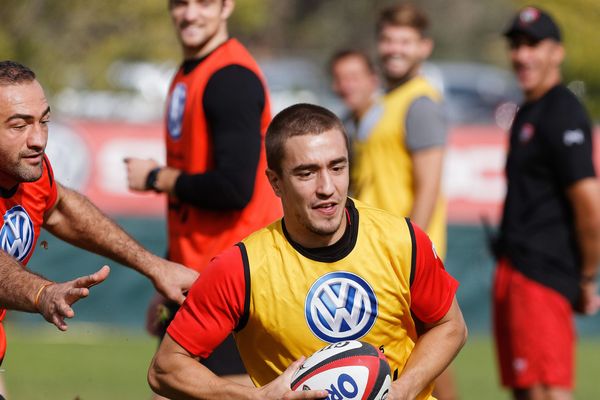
[0,0,177,93]
[1,0,599,118]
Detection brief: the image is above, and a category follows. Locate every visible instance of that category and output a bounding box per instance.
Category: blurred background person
[124,0,281,394]
[493,7,600,400]
[353,3,448,259]
[348,3,457,399]
[330,49,381,142]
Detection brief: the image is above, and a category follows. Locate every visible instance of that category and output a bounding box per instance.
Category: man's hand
[37,265,111,331]
[124,157,159,191]
[577,281,600,315]
[145,292,170,336]
[152,261,199,305]
[257,357,328,400]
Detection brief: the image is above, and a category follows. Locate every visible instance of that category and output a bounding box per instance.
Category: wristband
[34,282,54,310]
[145,167,162,192]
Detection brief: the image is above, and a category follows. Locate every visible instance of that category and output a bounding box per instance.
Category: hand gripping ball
[291,340,391,400]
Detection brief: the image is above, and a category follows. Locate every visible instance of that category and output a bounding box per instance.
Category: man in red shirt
[148,103,467,400]
[0,60,198,397]
[494,7,600,400]
[125,0,281,388]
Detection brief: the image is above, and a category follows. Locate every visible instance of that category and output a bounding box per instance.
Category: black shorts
[158,300,247,376]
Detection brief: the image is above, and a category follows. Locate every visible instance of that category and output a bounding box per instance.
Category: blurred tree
[1,0,598,119]
[0,0,177,93]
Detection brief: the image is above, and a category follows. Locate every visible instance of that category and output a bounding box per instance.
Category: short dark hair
[0,60,36,86]
[329,49,376,76]
[376,3,429,36]
[266,103,348,174]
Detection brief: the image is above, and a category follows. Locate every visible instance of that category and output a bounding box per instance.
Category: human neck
[0,174,17,191]
[183,28,229,60]
[285,215,348,249]
[386,69,418,91]
[525,71,561,102]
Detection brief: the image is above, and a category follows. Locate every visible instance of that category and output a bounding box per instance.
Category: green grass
[2,324,156,400]
[453,336,600,400]
[1,326,599,399]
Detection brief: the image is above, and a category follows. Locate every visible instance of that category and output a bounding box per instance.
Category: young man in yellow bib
[148,103,467,400]
[351,4,457,399]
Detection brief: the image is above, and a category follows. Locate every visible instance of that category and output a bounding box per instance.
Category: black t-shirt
[499,84,596,305]
[174,54,265,210]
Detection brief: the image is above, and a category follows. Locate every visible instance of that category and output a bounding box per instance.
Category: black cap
[504,6,561,42]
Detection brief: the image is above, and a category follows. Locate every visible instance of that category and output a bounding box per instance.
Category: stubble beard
[304,212,345,238]
[13,157,44,183]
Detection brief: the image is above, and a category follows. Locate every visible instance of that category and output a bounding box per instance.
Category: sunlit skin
[0,80,50,189]
[267,129,350,248]
[331,55,379,118]
[377,24,432,88]
[509,35,564,102]
[169,0,234,60]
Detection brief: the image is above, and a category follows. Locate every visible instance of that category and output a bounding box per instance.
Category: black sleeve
[174,65,265,210]
[541,91,596,187]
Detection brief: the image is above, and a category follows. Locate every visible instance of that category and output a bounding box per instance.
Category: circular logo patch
[305,271,378,342]
[1,206,35,262]
[167,83,187,140]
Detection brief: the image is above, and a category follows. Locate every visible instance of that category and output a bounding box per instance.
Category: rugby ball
[291,340,391,400]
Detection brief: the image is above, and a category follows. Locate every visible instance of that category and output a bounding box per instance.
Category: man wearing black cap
[493,6,600,400]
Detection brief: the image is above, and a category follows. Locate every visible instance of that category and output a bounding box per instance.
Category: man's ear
[551,42,565,67]
[222,0,235,19]
[266,169,282,198]
[419,37,433,60]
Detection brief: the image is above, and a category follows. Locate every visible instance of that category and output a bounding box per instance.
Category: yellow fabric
[352,76,446,260]
[235,199,434,399]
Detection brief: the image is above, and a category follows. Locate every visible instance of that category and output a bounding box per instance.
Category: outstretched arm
[0,251,109,330]
[390,298,467,399]
[43,183,198,304]
[37,265,110,330]
[148,334,328,400]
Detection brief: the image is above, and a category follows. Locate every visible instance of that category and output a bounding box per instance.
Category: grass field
[1,325,599,399]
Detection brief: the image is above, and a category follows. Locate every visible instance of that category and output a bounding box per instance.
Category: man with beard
[148,103,467,400]
[0,60,197,398]
[351,4,456,399]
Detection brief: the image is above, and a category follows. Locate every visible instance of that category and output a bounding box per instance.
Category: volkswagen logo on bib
[167,82,187,140]
[305,271,378,342]
[1,206,34,262]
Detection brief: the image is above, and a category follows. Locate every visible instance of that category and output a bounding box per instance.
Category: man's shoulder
[527,85,591,135]
[209,64,261,83]
[241,219,283,246]
[542,85,587,115]
[210,39,262,74]
[353,199,409,230]
[385,76,441,106]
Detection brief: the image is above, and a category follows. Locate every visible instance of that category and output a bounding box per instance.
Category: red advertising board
[46,119,600,225]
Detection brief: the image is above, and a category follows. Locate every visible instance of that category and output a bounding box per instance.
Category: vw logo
[167,82,187,140]
[305,271,378,342]
[1,206,34,262]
